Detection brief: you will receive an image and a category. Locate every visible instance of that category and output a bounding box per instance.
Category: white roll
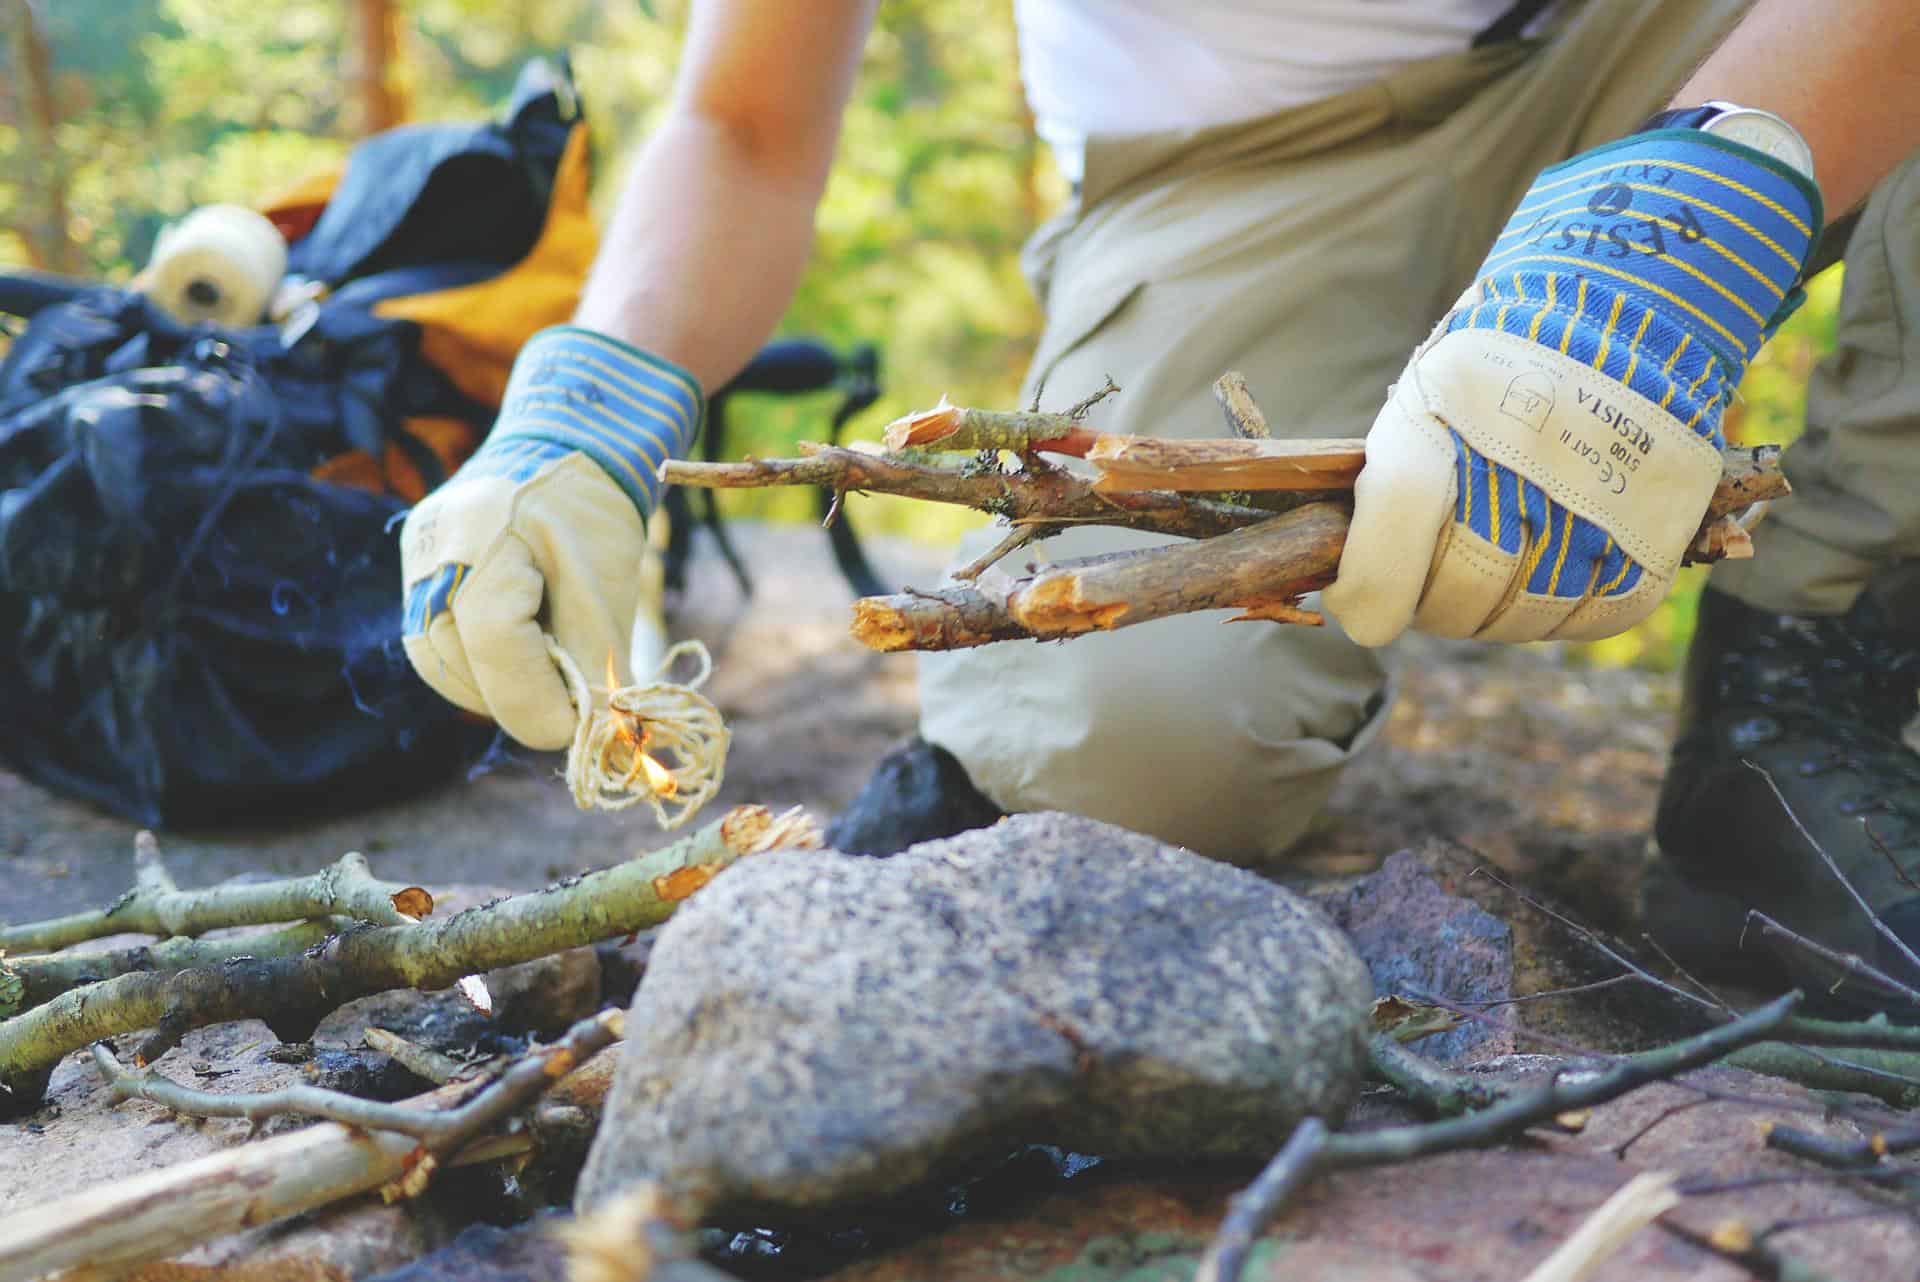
[142,205,289,329]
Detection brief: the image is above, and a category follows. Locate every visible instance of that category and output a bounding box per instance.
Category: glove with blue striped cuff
[400,326,702,748]
[1324,128,1821,646]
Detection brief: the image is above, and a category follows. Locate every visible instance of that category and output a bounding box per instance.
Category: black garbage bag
[0,61,587,826]
[0,349,488,823]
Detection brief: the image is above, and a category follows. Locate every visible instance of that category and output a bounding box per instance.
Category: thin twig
[1191,1118,1328,1282]
[952,526,1040,582]
[1655,1219,1844,1282]
[1476,973,1640,1008]
[1745,911,1920,1011]
[1744,760,1920,980]
[92,1041,481,1141]
[0,1019,621,1282]
[1726,1042,1920,1108]
[0,834,425,953]
[1,917,348,1018]
[1063,375,1121,421]
[1639,932,1739,1015]
[1765,1121,1920,1170]
[665,446,1272,542]
[1863,818,1920,895]
[1366,1034,1511,1116]
[1465,864,1721,1017]
[1193,995,1803,1282]
[94,1008,624,1201]
[363,1028,468,1086]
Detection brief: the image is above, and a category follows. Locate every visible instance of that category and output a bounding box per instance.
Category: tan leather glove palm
[401,326,702,748]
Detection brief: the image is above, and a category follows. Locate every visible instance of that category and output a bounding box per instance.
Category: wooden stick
[0,1014,627,1282]
[844,446,1790,652]
[852,503,1347,652]
[662,445,1276,542]
[1213,372,1272,440]
[1089,436,1365,493]
[668,441,1784,531]
[0,834,425,954]
[0,806,816,1114]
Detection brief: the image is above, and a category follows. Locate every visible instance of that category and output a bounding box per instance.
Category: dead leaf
[1370,994,1461,1040]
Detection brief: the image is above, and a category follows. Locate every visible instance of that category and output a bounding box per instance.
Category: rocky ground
[0,522,1904,1282]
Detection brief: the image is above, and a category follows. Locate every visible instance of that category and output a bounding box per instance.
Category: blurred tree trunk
[5,0,79,273]
[346,0,406,137]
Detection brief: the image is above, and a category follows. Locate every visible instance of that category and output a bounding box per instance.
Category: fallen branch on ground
[1,916,347,1018]
[91,1007,625,1199]
[1193,993,1802,1282]
[0,831,425,954]
[1365,1032,1511,1117]
[0,1011,625,1282]
[0,805,819,1116]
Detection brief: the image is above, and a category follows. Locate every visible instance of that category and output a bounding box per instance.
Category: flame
[604,650,678,798]
[636,748,679,798]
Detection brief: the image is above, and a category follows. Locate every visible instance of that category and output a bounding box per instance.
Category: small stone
[577,812,1373,1218]
[1318,850,1513,1062]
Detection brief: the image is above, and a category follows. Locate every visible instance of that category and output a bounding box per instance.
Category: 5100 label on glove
[1415,328,1720,582]
[1326,324,1723,646]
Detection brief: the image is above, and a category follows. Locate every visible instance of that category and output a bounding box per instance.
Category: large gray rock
[577,812,1374,1219]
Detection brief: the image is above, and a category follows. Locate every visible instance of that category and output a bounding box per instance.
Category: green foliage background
[3,0,1837,668]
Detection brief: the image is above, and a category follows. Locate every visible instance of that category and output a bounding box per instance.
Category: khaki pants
[922,0,1920,860]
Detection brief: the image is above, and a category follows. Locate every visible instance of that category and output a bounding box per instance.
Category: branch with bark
[665,378,1791,654]
[1194,993,1803,1282]
[0,805,818,1116]
[0,831,426,954]
[0,1011,626,1282]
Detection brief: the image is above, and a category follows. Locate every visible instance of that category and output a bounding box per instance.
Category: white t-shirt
[1016,0,1538,181]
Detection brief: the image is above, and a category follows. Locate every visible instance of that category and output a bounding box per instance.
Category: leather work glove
[400,326,702,749]
[1325,126,1822,646]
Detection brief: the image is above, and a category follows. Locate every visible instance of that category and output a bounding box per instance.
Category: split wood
[0,1010,625,1282]
[562,1182,741,1282]
[665,385,1790,654]
[0,805,819,1115]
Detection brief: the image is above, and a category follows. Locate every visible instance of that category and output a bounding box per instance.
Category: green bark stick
[0,919,348,1019]
[0,834,423,953]
[0,805,817,1117]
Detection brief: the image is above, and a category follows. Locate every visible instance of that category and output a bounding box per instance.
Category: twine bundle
[549,638,731,830]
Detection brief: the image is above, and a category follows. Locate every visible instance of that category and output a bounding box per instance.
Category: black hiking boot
[824,735,1008,857]
[1648,571,1920,1010]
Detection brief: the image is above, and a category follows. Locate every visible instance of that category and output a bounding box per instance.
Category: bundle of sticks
[664,373,1788,653]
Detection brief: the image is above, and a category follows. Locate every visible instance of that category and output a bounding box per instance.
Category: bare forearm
[1673,0,1920,213]
[574,114,822,392]
[571,0,874,394]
